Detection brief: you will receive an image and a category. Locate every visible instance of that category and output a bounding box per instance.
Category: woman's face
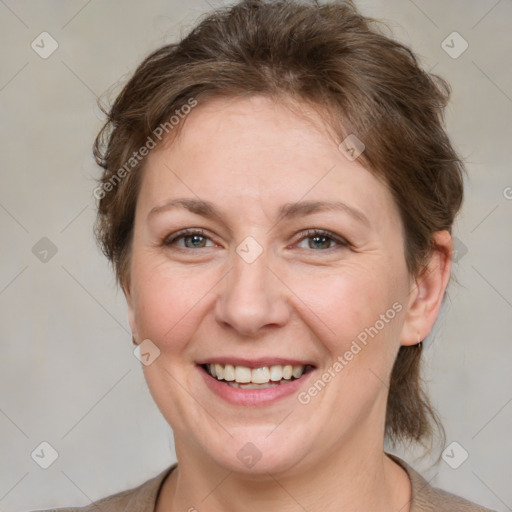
[126,95,424,474]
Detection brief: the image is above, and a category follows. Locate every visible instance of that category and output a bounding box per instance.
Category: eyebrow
[148,198,370,226]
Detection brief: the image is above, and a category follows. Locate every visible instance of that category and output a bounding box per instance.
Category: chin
[201,426,314,477]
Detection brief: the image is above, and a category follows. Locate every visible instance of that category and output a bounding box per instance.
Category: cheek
[130,258,218,349]
[285,261,406,359]
[129,238,408,364]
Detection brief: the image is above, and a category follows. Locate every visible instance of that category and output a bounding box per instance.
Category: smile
[196,358,317,405]
[202,363,315,389]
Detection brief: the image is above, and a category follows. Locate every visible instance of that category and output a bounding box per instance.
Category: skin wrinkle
[122,95,451,512]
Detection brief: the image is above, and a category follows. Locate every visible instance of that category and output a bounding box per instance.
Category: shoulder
[387,454,496,512]
[27,464,176,512]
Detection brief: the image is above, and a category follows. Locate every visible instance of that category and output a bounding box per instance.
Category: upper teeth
[208,363,306,384]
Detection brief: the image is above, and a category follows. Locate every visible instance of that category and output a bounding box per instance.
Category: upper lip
[196,357,316,369]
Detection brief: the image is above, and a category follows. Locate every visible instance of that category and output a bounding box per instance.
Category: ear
[122,278,138,342]
[399,230,453,346]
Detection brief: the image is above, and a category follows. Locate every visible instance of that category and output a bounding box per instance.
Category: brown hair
[93,0,464,447]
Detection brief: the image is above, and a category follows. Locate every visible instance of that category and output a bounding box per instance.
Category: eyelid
[164,228,349,250]
[163,228,217,247]
[293,228,349,249]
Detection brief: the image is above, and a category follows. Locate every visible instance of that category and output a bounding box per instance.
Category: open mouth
[200,363,316,390]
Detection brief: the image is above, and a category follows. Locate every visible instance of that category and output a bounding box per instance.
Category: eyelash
[163,228,349,252]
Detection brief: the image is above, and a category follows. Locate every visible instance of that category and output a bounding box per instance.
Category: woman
[33,0,495,510]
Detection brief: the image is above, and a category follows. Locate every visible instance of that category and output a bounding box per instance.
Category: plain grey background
[0,0,511,510]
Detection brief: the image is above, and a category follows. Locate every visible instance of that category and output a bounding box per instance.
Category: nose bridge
[214,245,289,336]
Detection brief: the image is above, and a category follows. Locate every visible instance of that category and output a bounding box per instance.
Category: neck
[156,436,411,512]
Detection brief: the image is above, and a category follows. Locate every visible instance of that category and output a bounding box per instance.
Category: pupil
[311,236,329,249]
[187,235,205,248]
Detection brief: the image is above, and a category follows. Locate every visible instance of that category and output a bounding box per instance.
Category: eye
[295,229,348,251]
[164,229,216,249]
[163,228,349,252]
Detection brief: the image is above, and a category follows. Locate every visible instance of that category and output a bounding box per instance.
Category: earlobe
[400,231,453,347]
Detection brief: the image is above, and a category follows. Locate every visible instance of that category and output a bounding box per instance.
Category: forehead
[138,95,400,229]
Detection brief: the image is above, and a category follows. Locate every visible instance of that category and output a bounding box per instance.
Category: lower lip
[198,365,314,406]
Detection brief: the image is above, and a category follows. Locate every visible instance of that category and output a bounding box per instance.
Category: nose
[214,250,290,337]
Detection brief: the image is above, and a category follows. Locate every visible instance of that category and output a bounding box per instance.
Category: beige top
[30,454,495,511]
